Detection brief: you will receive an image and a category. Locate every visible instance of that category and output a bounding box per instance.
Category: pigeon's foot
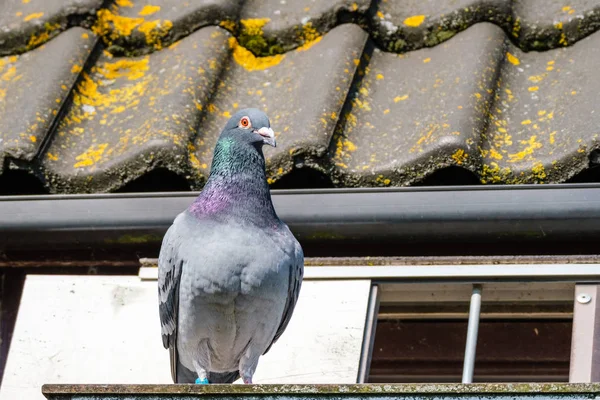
[195,377,209,384]
[243,377,253,384]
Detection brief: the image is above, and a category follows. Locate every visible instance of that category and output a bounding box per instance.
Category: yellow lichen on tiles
[404,15,425,27]
[423,58,431,63]
[47,152,58,161]
[29,135,36,143]
[528,74,546,83]
[93,9,173,50]
[228,37,284,71]
[375,175,391,186]
[549,131,557,144]
[489,148,503,160]
[70,62,150,122]
[394,95,408,102]
[521,119,532,125]
[240,18,270,36]
[351,3,358,11]
[137,19,173,50]
[94,9,144,37]
[531,162,546,180]
[480,162,511,184]
[333,136,358,167]
[26,22,61,49]
[139,5,161,16]
[219,20,236,32]
[377,11,385,19]
[562,5,575,14]
[508,135,542,162]
[71,64,82,73]
[376,74,384,80]
[451,149,467,165]
[512,17,521,38]
[24,12,44,22]
[559,33,568,45]
[295,36,322,52]
[187,142,202,170]
[116,0,133,6]
[74,143,109,168]
[528,86,539,92]
[1,66,17,81]
[352,98,371,111]
[97,57,149,80]
[506,52,520,66]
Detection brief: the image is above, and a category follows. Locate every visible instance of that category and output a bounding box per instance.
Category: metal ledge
[2,184,600,251]
[138,264,600,283]
[42,383,600,399]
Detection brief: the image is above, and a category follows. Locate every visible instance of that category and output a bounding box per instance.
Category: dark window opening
[368,282,573,383]
[369,319,571,383]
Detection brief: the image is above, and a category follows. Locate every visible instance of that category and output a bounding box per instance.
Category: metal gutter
[1,184,600,251]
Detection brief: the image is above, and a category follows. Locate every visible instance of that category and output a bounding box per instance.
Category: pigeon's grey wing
[158,220,184,382]
[264,239,304,354]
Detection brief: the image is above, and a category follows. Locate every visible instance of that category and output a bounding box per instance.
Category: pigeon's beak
[256,127,276,147]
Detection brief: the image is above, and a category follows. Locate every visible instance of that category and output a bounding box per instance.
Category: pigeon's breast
[177,220,291,371]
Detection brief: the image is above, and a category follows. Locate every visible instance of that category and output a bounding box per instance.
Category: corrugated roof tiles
[0,0,599,193]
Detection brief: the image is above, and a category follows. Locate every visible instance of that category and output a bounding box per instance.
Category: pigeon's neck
[190,138,277,224]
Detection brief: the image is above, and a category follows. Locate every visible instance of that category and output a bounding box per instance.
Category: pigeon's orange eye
[239,116,251,129]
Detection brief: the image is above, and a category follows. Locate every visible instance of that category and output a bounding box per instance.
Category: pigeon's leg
[192,360,209,385]
[192,339,211,384]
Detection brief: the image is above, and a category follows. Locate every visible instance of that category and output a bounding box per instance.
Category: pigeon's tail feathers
[175,357,198,383]
[208,370,241,383]
[170,346,179,383]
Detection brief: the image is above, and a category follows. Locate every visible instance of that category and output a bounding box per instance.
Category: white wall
[0,275,371,400]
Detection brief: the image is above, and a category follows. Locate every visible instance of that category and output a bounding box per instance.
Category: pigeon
[158,108,304,385]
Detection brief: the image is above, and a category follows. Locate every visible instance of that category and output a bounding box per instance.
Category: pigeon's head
[221,108,276,148]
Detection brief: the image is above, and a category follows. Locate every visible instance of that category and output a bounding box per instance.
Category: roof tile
[1,1,600,193]
[239,0,371,56]
[193,23,368,185]
[332,23,505,186]
[41,26,230,193]
[370,0,512,53]
[513,0,600,50]
[0,27,95,173]
[93,0,241,56]
[0,0,102,55]
[482,26,600,183]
